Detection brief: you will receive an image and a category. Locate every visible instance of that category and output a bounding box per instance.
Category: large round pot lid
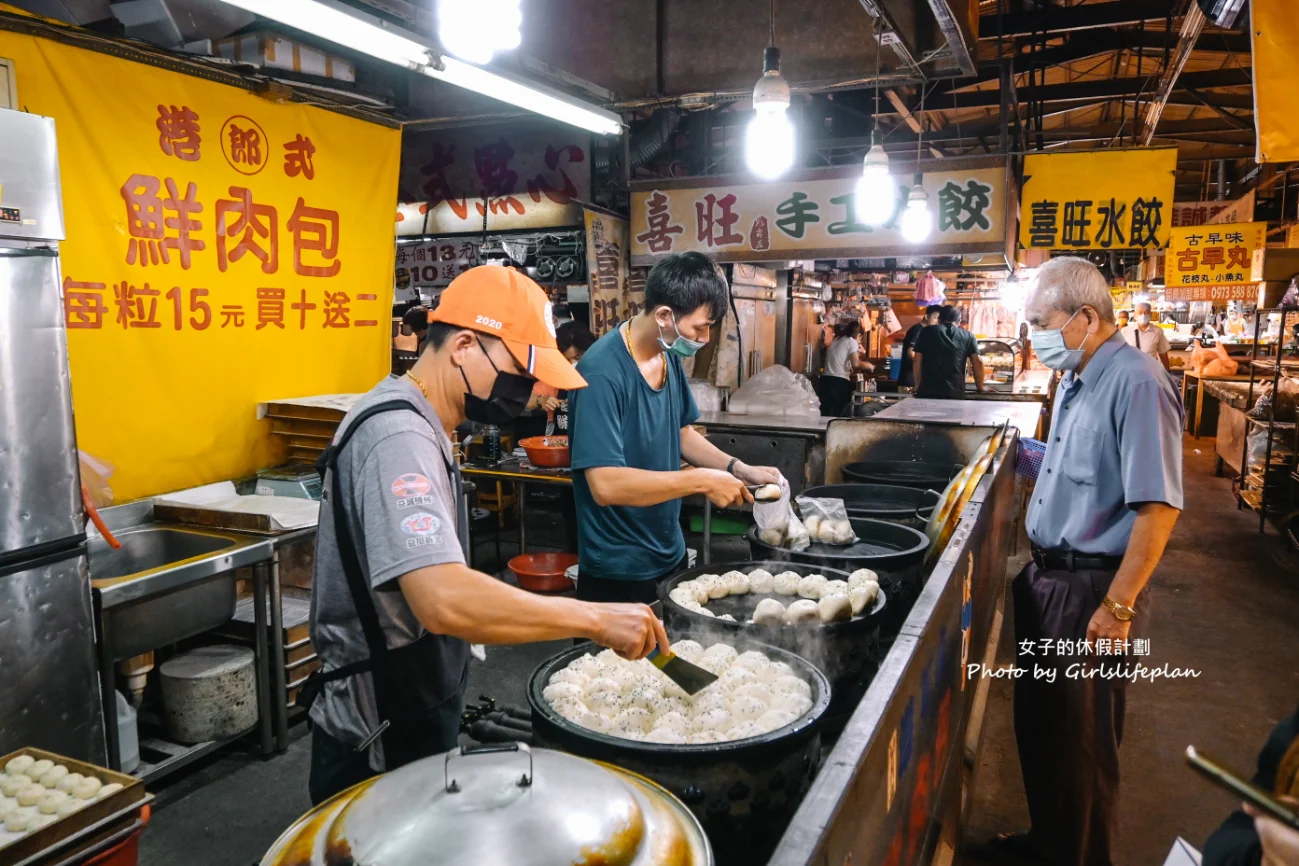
[260,744,711,866]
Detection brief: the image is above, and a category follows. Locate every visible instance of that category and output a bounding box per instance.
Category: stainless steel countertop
[696,410,831,434]
[874,397,1045,438]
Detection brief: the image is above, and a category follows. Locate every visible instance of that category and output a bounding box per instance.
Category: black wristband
[726,457,738,476]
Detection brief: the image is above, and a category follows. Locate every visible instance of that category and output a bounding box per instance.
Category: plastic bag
[79,450,116,508]
[727,365,821,417]
[795,495,858,545]
[753,476,810,550]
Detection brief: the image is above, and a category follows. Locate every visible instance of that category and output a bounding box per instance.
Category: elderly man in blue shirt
[992,258,1183,866]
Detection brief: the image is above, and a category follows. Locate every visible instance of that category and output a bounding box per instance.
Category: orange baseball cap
[430,265,587,391]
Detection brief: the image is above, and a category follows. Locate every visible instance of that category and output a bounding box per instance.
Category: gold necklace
[623,320,665,386]
[404,370,428,398]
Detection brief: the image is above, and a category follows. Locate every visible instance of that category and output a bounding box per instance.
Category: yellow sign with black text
[1019,148,1178,250]
[0,29,400,501]
[1164,222,1267,288]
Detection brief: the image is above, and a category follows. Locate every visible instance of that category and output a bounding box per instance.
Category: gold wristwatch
[1102,596,1137,622]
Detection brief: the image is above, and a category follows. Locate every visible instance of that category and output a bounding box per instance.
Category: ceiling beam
[816,116,1250,150]
[1140,2,1205,144]
[979,0,1176,39]
[883,89,947,158]
[908,67,1252,110]
[1182,86,1253,127]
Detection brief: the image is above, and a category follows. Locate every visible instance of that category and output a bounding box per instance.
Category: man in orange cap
[304,265,667,804]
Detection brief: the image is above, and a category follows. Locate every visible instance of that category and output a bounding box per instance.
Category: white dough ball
[659,694,693,717]
[645,728,689,744]
[849,583,879,615]
[703,576,730,600]
[610,707,654,734]
[797,574,828,599]
[724,571,751,595]
[5,812,30,833]
[542,682,585,703]
[671,640,703,660]
[772,692,813,717]
[626,685,665,714]
[24,760,52,780]
[755,709,798,733]
[571,654,604,678]
[596,649,625,668]
[832,523,856,545]
[696,606,717,618]
[848,568,879,590]
[818,594,853,623]
[549,669,591,689]
[583,682,625,714]
[607,724,646,741]
[746,569,774,592]
[4,756,34,776]
[758,527,784,546]
[689,688,730,714]
[718,666,757,692]
[56,799,82,818]
[727,722,762,741]
[669,587,698,607]
[691,708,732,733]
[769,661,795,679]
[652,711,690,732]
[2,775,32,797]
[733,682,775,706]
[730,695,769,724]
[814,522,839,544]
[786,599,820,623]
[823,580,849,597]
[18,786,44,807]
[732,651,770,673]
[773,674,813,699]
[39,765,68,789]
[55,773,85,794]
[701,643,739,668]
[773,571,801,595]
[607,666,640,692]
[66,773,99,798]
[550,696,588,722]
[751,598,787,626]
[0,798,15,817]
[785,525,811,549]
[98,783,124,799]
[803,514,822,535]
[687,729,728,744]
[37,791,68,814]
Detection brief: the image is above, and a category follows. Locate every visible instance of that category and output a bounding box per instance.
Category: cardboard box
[1251,247,1299,283]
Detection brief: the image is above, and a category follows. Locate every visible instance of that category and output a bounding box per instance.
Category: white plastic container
[115,690,140,774]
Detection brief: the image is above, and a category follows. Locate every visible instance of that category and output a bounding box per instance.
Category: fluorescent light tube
[214,0,622,135]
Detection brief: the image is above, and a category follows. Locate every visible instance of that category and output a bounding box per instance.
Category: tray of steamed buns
[0,747,148,863]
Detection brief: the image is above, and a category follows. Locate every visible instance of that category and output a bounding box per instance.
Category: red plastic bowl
[518,435,570,468]
[509,552,579,592]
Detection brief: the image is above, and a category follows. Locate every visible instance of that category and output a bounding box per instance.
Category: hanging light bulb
[746,46,795,179]
[900,176,932,243]
[856,134,895,225]
[438,0,523,65]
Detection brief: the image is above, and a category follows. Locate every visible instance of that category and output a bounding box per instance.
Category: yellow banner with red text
[1164,222,1267,290]
[0,29,400,500]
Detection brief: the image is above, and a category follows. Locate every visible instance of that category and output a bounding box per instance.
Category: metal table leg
[251,563,273,758]
[703,500,712,565]
[270,552,288,753]
[517,480,527,557]
[95,594,120,772]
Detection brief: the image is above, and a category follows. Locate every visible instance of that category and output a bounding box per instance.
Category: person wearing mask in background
[899,305,942,390]
[568,252,783,603]
[304,266,666,805]
[1122,302,1171,370]
[977,257,1183,866]
[393,305,428,353]
[1116,309,1130,329]
[1203,701,1299,866]
[912,305,986,399]
[552,303,574,328]
[820,319,875,415]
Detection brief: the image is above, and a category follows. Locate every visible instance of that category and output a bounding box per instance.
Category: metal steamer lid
[261,744,710,866]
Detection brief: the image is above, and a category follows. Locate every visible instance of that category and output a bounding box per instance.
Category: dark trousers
[1012,563,1151,866]
[309,726,377,806]
[818,375,855,416]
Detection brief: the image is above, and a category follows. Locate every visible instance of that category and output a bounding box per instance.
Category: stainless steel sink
[89,508,275,660]
[89,527,237,580]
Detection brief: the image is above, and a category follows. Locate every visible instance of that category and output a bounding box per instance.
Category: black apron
[297,399,470,771]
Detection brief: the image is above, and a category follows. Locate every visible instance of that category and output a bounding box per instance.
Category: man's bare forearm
[912,352,923,391]
[400,564,601,644]
[583,465,706,507]
[681,424,732,470]
[971,355,987,392]
[1108,502,1180,606]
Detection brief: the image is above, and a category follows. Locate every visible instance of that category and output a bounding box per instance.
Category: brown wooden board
[151,503,279,534]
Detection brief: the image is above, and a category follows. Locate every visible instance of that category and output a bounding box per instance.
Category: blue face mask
[1032,308,1091,371]
[656,310,707,358]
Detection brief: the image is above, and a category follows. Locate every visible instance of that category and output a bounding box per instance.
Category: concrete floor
[960,437,1299,864]
[137,442,1299,865]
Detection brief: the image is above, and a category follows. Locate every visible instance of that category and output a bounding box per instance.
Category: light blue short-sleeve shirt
[1027,332,1185,556]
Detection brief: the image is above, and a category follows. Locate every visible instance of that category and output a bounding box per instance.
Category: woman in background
[819,319,874,416]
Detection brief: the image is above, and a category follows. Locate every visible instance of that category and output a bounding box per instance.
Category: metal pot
[800,483,940,529]
[260,743,711,866]
[657,561,887,725]
[840,459,963,489]
[746,517,930,635]
[529,639,830,866]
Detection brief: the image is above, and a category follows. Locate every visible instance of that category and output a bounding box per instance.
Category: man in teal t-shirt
[568,252,783,604]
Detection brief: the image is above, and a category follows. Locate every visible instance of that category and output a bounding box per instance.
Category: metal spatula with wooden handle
[647,647,718,695]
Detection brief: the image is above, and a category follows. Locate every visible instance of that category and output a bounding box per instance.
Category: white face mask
[1136,314,1151,326]
[1032,308,1092,371]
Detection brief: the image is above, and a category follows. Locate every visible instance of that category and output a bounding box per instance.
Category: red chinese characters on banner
[420,143,470,220]
[695,193,743,248]
[156,105,201,162]
[120,175,206,269]
[283,135,316,180]
[527,145,583,204]
[634,191,684,253]
[220,115,268,176]
[417,138,587,220]
[64,278,109,329]
[216,186,278,274]
[112,282,162,329]
[256,287,285,329]
[288,198,342,277]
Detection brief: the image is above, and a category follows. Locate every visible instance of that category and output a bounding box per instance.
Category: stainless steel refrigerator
[0,109,106,763]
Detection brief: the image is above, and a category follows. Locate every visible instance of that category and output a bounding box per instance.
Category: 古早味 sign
[1164,222,1267,289]
[0,28,400,501]
[630,157,1012,265]
[1019,148,1177,250]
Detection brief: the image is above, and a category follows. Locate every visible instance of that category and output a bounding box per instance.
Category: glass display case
[973,339,1022,393]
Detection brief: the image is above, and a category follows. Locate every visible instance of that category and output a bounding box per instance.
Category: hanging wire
[769,0,775,47]
[915,84,926,168]
[872,22,882,135]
